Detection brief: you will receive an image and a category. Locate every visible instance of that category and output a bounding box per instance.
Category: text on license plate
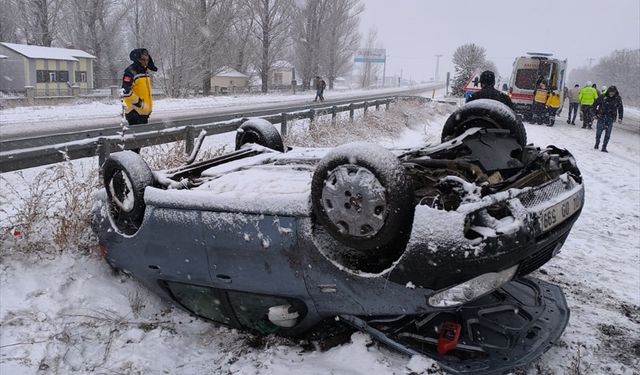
[540,190,583,232]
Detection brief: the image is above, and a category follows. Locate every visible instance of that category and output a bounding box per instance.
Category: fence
[0,97,400,173]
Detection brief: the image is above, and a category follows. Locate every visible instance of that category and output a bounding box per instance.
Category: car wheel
[235,118,284,152]
[311,142,415,258]
[441,99,527,147]
[103,151,154,235]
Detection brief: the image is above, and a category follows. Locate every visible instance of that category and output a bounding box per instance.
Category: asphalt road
[0,84,445,143]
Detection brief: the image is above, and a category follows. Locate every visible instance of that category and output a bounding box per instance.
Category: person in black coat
[593,85,624,152]
[467,70,514,110]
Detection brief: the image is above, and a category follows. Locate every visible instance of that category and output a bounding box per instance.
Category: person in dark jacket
[467,70,514,109]
[122,48,158,126]
[593,86,623,152]
[314,76,326,102]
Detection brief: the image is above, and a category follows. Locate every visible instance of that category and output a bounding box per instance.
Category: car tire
[311,142,415,258]
[103,151,154,235]
[235,118,284,152]
[441,99,527,147]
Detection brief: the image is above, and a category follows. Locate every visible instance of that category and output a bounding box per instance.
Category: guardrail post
[385,99,390,111]
[184,126,195,155]
[375,100,380,111]
[97,137,111,172]
[349,103,355,123]
[331,106,337,125]
[281,112,288,135]
[363,101,368,116]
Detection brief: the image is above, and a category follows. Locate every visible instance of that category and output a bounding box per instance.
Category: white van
[508,53,568,120]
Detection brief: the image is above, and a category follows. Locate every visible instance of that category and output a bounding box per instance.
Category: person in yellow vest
[578,81,599,129]
[532,82,549,125]
[545,91,561,126]
[122,48,157,127]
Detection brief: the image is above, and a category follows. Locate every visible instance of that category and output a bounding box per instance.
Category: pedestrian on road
[467,70,514,109]
[566,84,580,125]
[593,85,624,152]
[314,76,326,102]
[578,81,599,129]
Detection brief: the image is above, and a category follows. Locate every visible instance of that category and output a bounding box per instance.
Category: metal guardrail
[0,89,455,173]
[0,97,395,173]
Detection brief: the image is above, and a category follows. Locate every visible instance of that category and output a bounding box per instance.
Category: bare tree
[451,43,496,96]
[244,0,292,93]
[16,0,65,46]
[0,0,20,42]
[322,0,362,89]
[58,0,128,87]
[570,49,640,106]
[358,27,383,88]
[292,0,329,90]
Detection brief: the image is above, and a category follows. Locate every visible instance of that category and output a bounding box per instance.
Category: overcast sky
[358,0,640,82]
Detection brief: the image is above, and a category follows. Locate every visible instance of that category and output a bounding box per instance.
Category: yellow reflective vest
[546,94,561,109]
[122,64,153,116]
[534,89,549,104]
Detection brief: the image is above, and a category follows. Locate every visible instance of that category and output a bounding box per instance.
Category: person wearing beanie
[467,70,514,109]
[122,48,158,131]
[593,85,624,152]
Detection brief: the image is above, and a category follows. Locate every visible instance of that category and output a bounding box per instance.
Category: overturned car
[93,99,584,374]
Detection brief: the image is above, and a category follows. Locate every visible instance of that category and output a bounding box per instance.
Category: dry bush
[284,100,454,148]
[142,141,228,170]
[0,159,100,257]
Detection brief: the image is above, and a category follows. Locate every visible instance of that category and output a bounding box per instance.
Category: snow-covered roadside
[1,101,639,374]
[0,85,440,126]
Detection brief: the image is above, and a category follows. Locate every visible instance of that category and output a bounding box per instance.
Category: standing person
[314,76,326,102]
[122,48,157,127]
[467,70,514,109]
[578,81,599,129]
[532,82,549,124]
[593,86,624,152]
[545,90,561,126]
[319,77,327,101]
[566,84,580,125]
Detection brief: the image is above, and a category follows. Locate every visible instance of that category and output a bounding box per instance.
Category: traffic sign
[463,71,482,92]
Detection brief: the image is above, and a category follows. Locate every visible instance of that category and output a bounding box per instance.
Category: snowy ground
[1,100,639,374]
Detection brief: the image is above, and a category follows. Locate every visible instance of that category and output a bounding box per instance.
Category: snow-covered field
[1,100,639,374]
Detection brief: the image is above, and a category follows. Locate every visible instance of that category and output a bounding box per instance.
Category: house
[211,67,249,94]
[270,60,294,86]
[0,42,96,95]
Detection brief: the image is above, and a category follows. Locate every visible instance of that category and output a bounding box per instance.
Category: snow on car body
[93,100,584,374]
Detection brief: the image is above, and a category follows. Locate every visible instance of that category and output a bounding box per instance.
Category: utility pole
[587,57,595,67]
[434,54,442,81]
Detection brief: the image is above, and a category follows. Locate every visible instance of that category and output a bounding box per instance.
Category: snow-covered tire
[441,99,527,147]
[103,151,154,235]
[235,118,284,152]
[311,142,415,256]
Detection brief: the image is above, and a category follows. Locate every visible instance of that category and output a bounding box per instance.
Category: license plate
[540,190,583,232]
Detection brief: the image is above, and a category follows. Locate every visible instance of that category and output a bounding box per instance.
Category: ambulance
[508,53,567,120]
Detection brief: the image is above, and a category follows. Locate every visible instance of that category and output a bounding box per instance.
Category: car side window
[227,291,300,334]
[165,281,232,325]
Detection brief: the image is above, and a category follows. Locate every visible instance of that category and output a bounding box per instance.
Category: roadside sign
[463,71,482,92]
[354,49,386,63]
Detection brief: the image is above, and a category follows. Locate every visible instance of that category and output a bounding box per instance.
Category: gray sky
[358,0,640,82]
